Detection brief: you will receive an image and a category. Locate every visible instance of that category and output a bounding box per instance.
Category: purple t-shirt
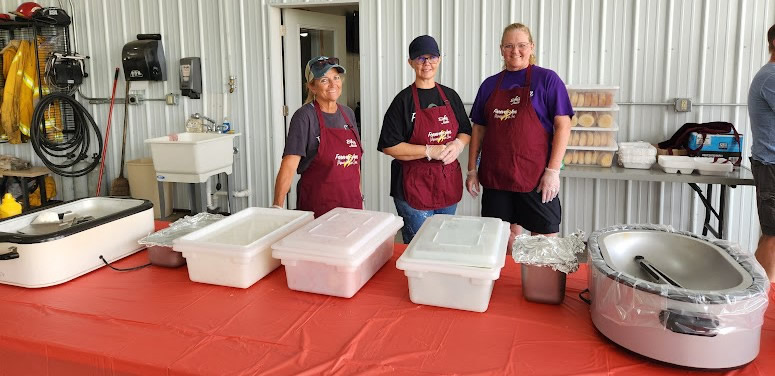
[470,66,574,135]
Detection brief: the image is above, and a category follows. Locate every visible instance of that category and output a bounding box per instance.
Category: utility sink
[145,133,239,176]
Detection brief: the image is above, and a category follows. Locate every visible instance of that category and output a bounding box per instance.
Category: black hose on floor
[30,93,102,178]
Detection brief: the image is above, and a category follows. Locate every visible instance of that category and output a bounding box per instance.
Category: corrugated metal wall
[0,0,771,252]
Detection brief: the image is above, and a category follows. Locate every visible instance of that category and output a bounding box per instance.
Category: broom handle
[95,68,120,196]
[118,81,131,177]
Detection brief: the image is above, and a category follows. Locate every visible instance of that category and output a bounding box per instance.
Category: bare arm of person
[465,124,486,197]
[272,155,301,207]
[383,142,446,161]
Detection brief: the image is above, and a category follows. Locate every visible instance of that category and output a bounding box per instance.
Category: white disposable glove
[425,144,447,161]
[537,168,560,203]
[465,169,481,198]
[270,204,283,209]
[439,138,465,165]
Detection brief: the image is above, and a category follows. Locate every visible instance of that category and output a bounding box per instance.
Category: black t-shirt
[377,84,472,201]
[283,103,358,174]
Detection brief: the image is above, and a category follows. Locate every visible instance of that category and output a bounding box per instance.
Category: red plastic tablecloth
[0,223,773,375]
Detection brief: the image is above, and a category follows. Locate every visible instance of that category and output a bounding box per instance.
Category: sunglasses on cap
[310,56,340,68]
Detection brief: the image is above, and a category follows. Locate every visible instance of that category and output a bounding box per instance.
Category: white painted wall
[0,0,771,251]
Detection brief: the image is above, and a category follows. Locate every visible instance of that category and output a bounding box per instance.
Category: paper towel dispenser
[122,34,167,81]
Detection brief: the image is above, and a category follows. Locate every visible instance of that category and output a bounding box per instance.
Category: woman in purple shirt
[466,23,573,248]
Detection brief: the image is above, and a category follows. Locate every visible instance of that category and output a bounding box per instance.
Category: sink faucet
[192,113,221,132]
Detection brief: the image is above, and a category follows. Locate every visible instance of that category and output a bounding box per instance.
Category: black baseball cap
[409,35,440,60]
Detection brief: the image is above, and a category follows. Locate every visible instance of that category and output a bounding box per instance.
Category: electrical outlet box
[127,93,144,105]
[674,98,692,112]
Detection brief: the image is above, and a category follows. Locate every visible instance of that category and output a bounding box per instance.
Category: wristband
[271,205,282,209]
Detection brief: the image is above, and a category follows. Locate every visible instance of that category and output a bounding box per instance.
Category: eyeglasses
[414,55,440,64]
[501,43,532,51]
[310,56,340,68]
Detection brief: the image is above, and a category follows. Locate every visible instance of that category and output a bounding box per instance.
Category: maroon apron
[401,83,463,210]
[479,65,550,192]
[297,102,363,217]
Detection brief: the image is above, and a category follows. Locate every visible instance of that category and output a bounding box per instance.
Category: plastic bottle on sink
[0,193,21,218]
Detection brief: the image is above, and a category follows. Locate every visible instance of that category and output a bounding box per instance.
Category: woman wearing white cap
[272,56,362,218]
[378,35,472,243]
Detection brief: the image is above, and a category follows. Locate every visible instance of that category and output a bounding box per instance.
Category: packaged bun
[592,132,601,146]
[563,152,573,165]
[599,153,613,167]
[583,93,592,107]
[605,93,614,107]
[584,151,594,165]
[571,151,580,164]
[598,113,614,128]
[591,93,599,107]
[579,132,588,146]
[578,113,596,127]
[570,92,578,106]
[570,131,580,146]
[570,114,578,127]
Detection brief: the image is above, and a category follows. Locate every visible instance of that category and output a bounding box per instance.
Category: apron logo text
[510,96,521,105]
[438,115,450,125]
[493,108,517,121]
[335,153,359,167]
[427,129,452,143]
[346,139,358,148]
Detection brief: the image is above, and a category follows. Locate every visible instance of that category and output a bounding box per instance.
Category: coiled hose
[30,93,102,178]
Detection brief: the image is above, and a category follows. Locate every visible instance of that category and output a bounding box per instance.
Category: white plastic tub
[271,208,403,298]
[617,142,657,169]
[145,133,239,175]
[173,208,313,288]
[0,197,154,288]
[566,85,620,108]
[396,215,509,312]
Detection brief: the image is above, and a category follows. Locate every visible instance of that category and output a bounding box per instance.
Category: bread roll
[605,93,614,107]
[591,93,599,107]
[571,151,580,164]
[598,113,614,128]
[563,152,573,165]
[583,93,592,107]
[592,151,599,162]
[570,114,578,127]
[570,131,580,146]
[579,132,588,146]
[597,93,606,107]
[599,153,613,167]
[584,151,594,165]
[592,132,604,146]
[570,92,578,106]
[576,94,585,107]
[579,113,596,127]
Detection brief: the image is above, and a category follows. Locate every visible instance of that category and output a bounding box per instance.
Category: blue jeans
[393,198,457,243]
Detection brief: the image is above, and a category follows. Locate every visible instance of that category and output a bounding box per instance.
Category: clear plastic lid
[271,208,402,262]
[404,215,508,269]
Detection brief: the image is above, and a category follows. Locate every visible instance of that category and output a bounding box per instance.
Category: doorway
[280,5,360,209]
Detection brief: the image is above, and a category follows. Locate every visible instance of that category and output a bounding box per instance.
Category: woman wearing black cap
[272,56,362,218]
[378,35,472,243]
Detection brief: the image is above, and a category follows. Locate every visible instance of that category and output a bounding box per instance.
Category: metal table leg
[157,181,166,219]
[226,172,235,214]
[688,183,727,239]
[38,176,47,208]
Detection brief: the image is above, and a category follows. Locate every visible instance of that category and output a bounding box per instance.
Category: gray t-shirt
[283,103,358,174]
[749,62,775,164]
